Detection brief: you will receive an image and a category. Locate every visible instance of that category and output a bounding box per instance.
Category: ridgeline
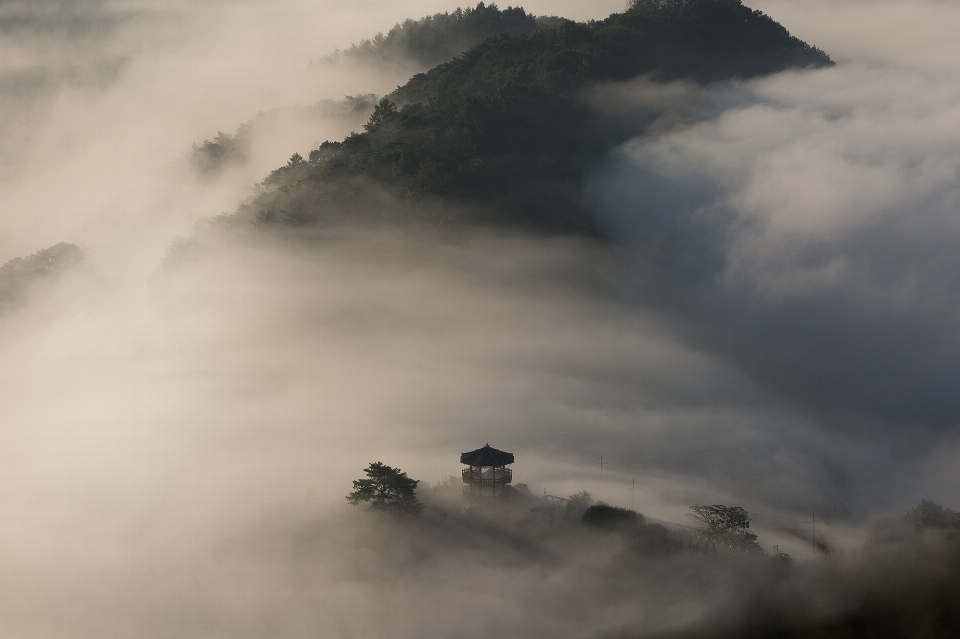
[231,0,831,236]
[318,2,549,72]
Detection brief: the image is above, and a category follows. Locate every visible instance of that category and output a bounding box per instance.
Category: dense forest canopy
[318,2,558,71]
[224,0,831,236]
[191,4,559,178]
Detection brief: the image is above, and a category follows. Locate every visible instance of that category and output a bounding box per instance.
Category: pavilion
[461,444,514,507]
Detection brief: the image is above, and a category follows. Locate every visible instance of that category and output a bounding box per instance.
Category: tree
[346,462,423,513]
[582,504,641,529]
[363,98,398,131]
[772,544,793,562]
[904,498,960,530]
[690,504,751,535]
[566,490,593,518]
[1,243,86,312]
[318,3,538,72]
[286,152,305,167]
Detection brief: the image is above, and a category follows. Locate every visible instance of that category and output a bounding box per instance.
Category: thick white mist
[0,0,624,265]
[588,2,960,511]
[3,2,959,638]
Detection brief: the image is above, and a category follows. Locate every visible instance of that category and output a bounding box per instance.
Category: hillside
[318,2,553,72]
[188,95,379,178]
[0,243,85,312]
[227,0,832,236]
[190,4,550,178]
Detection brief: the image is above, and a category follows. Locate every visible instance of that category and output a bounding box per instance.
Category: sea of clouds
[2,1,959,637]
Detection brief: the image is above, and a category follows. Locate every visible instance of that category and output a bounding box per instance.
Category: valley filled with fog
[3,2,960,638]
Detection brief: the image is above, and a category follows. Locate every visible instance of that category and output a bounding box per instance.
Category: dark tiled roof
[460,444,514,466]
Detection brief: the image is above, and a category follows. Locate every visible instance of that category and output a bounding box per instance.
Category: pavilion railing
[462,467,512,484]
[462,486,509,499]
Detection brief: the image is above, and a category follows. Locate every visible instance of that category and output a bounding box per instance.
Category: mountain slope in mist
[642,532,960,639]
[189,3,558,180]
[188,95,379,178]
[222,0,830,235]
[318,2,549,72]
[0,243,85,312]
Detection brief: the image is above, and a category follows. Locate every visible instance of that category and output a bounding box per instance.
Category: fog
[2,1,960,638]
[586,16,960,508]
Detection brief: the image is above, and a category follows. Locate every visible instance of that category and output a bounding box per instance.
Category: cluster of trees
[904,498,960,531]
[0,242,85,312]
[318,3,551,72]
[343,465,683,556]
[577,501,680,553]
[690,503,760,546]
[582,503,639,527]
[565,490,594,518]
[235,0,831,236]
[344,466,960,580]
[391,0,830,104]
[574,498,761,549]
[189,95,379,178]
[190,130,245,176]
[690,504,750,534]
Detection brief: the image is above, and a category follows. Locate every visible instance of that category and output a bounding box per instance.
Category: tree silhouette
[363,98,398,132]
[582,504,641,529]
[690,504,751,535]
[904,498,960,530]
[319,3,539,72]
[346,462,423,513]
[566,490,593,518]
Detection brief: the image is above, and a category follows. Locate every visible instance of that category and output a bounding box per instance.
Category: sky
[1,1,959,637]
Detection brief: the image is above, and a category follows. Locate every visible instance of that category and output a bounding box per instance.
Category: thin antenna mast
[596,455,608,486]
[804,513,816,551]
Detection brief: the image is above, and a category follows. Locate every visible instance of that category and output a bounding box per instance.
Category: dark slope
[394,0,829,103]
[234,0,831,236]
[188,95,379,178]
[189,4,547,179]
[319,2,545,72]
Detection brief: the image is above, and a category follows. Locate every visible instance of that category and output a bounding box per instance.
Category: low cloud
[587,55,960,507]
[3,1,960,638]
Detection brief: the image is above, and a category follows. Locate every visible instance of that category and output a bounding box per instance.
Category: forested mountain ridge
[318,2,557,72]
[190,4,547,178]
[188,95,379,178]
[393,0,829,103]
[226,0,831,237]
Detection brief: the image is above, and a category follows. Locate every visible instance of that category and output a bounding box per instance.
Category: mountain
[188,95,379,178]
[226,0,832,236]
[190,4,553,179]
[318,2,551,72]
[0,243,85,312]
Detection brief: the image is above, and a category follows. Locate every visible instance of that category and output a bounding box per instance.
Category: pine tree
[346,462,423,513]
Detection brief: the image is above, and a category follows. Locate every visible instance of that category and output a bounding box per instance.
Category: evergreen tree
[346,462,423,513]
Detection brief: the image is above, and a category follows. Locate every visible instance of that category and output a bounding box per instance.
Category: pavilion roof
[460,444,514,467]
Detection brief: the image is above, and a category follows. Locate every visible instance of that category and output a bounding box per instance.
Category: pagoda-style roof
[461,444,514,467]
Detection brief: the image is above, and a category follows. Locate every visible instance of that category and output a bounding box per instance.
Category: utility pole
[805,513,816,551]
[631,479,636,510]
[596,455,608,487]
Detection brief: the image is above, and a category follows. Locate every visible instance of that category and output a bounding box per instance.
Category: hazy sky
[2,2,959,638]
